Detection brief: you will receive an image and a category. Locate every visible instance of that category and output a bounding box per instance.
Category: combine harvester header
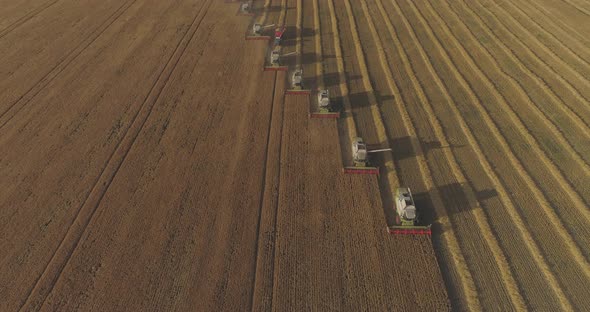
[344,137,390,175]
[388,187,432,236]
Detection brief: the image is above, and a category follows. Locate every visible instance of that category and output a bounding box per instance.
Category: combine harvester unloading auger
[388,187,432,236]
[344,137,391,175]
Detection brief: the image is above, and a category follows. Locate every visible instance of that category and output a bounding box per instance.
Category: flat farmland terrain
[1,0,587,311]
[0,0,448,311]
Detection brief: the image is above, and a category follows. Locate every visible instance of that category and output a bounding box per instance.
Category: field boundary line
[365,0,525,309]
[462,0,590,129]
[416,0,590,229]
[0,0,58,39]
[399,0,578,308]
[18,1,214,309]
[444,1,590,174]
[0,0,139,129]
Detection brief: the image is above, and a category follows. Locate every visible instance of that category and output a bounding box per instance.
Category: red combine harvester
[274,26,286,45]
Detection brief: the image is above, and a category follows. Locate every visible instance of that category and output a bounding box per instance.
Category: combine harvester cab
[388,187,432,236]
[246,23,273,41]
[343,137,380,175]
[285,68,311,95]
[264,46,289,71]
[310,89,340,118]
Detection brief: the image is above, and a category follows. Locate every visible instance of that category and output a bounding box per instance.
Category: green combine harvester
[388,187,432,236]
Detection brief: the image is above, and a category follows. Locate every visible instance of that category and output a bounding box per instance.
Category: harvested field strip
[0,0,138,128]
[360,0,526,309]
[340,0,398,200]
[561,0,590,16]
[312,0,323,89]
[411,0,590,235]
[0,0,57,39]
[494,0,590,79]
[519,0,589,45]
[19,1,214,309]
[397,0,590,308]
[437,1,590,180]
[476,0,590,110]
[256,0,272,25]
[354,1,484,308]
[375,0,583,308]
[459,0,590,134]
[326,0,357,145]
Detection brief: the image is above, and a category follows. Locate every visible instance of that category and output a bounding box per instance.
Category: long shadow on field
[320,72,363,88]
[251,5,282,14]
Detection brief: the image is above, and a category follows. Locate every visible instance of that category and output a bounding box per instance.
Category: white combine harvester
[285,68,311,95]
[309,89,339,118]
[344,137,390,174]
[388,187,432,236]
[264,45,290,71]
[246,23,274,40]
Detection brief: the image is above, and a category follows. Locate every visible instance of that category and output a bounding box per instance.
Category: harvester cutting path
[388,188,432,236]
[343,137,390,175]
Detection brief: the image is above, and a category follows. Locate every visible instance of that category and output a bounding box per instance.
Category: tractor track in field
[360,0,527,309]
[372,0,578,309]
[436,0,590,186]
[0,0,138,129]
[0,0,58,40]
[249,71,279,312]
[18,1,213,309]
[410,0,590,236]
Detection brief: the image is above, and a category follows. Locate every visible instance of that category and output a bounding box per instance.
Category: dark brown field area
[1,0,588,311]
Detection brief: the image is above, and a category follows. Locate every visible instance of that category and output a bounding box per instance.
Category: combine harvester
[246,23,275,40]
[388,187,432,236]
[285,68,311,95]
[344,137,390,175]
[237,2,254,16]
[310,89,339,118]
[264,46,291,71]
